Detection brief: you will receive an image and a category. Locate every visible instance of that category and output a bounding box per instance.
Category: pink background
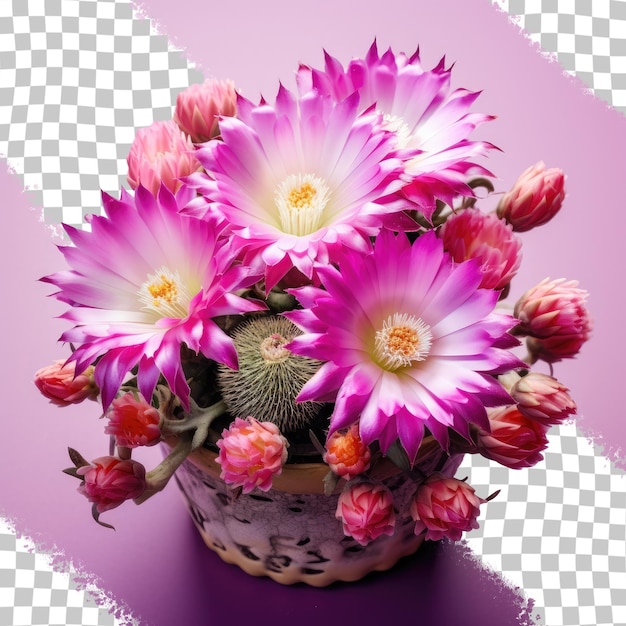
[1,0,625,623]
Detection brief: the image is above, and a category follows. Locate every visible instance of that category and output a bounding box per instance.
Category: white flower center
[138,266,193,319]
[374,313,433,371]
[382,113,412,149]
[274,173,331,236]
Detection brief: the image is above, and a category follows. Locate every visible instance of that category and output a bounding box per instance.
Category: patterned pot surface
[173,446,463,586]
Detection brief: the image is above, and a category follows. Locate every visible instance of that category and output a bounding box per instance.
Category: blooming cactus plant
[37,41,589,546]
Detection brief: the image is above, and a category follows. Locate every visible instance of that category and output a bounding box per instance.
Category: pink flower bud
[496,162,566,232]
[439,208,522,290]
[510,372,576,425]
[335,481,396,546]
[410,474,484,541]
[173,79,238,143]
[216,417,289,494]
[105,393,161,448]
[476,405,549,469]
[514,278,592,363]
[77,456,146,514]
[324,424,372,480]
[126,119,203,196]
[34,360,98,406]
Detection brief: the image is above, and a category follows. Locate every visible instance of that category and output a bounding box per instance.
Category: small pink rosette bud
[77,456,146,514]
[324,424,372,480]
[126,119,203,196]
[514,278,592,363]
[496,162,566,232]
[216,417,289,494]
[476,405,549,469]
[105,393,161,448]
[439,208,522,290]
[34,360,98,406]
[410,474,484,541]
[510,372,576,425]
[173,79,237,143]
[335,481,396,546]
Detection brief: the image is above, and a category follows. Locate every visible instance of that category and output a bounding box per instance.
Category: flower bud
[216,417,289,494]
[514,278,592,363]
[105,393,161,448]
[439,208,522,290]
[126,119,203,196]
[77,456,146,514]
[410,474,484,541]
[335,481,396,546]
[34,360,98,406]
[324,424,372,480]
[496,162,565,232]
[476,405,549,469]
[510,372,576,425]
[173,79,238,143]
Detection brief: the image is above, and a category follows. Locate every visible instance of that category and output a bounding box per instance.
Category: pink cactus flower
[173,79,238,143]
[410,474,484,541]
[335,481,396,546]
[126,120,203,196]
[514,278,592,363]
[216,417,289,494]
[438,208,522,291]
[105,393,161,448]
[286,229,522,459]
[41,185,265,410]
[297,41,496,222]
[324,424,372,480]
[476,405,549,469]
[77,456,146,514]
[185,85,408,291]
[510,372,576,425]
[34,360,98,406]
[496,162,566,232]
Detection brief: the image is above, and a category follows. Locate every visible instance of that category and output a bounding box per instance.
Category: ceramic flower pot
[171,441,463,587]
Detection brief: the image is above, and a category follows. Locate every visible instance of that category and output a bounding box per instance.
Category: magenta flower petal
[186,86,410,290]
[43,185,265,409]
[287,230,520,459]
[296,361,349,404]
[297,41,496,221]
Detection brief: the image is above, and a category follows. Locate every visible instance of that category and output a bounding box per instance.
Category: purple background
[1,0,625,624]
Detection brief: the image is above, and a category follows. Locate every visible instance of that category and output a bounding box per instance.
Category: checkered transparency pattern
[0,0,203,232]
[459,422,626,626]
[0,519,127,626]
[492,0,626,113]
[0,1,203,624]
[1,1,626,626]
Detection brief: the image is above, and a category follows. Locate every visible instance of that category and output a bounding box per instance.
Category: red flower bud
[476,405,549,469]
[510,373,576,425]
[336,481,396,546]
[514,278,592,363]
[497,162,565,232]
[34,360,98,406]
[410,474,484,541]
[77,456,146,514]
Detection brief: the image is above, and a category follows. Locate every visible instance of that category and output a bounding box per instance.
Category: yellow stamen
[287,182,317,209]
[138,266,193,320]
[147,274,178,306]
[274,173,331,236]
[374,313,433,371]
